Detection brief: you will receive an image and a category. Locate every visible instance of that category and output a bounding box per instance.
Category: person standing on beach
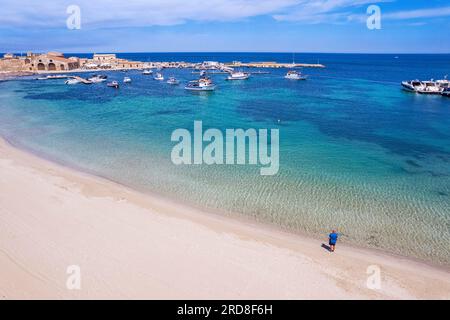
[329,230,339,252]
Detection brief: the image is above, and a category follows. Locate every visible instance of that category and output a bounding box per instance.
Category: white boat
[142,69,153,75]
[154,73,164,81]
[185,77,216,91]
[442,88,450,97]
[417,81,442,94]
[284,70,307,80]
[65,78,81,85]
[226,71,250,80]
[167,77,180,85]
[123,77,132,83]
[88,74,107,83]
[107,81,119,88]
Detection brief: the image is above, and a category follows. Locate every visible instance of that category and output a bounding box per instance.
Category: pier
[226,61,325,68]
[71,76,92,84]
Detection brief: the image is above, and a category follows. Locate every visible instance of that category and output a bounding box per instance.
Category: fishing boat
[226,71,250,80]
[107,81,119,88]
[284,70,307,80]
[185,77,216,91]
[154,73,164,81]
[123,77,132,83]
[142,69,153,75]
[88,74,107,83]
[167,77,180,85]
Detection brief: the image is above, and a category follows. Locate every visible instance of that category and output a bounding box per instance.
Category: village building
[92,54,117,62]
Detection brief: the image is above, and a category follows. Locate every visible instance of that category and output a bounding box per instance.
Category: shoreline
[1,137,449,299]
[7,135,448,270]
[7,135,449,270]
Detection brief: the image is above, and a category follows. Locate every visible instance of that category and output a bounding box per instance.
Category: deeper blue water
[0,53,449,264]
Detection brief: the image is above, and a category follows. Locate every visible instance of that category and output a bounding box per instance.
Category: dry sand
[0,138,449,299]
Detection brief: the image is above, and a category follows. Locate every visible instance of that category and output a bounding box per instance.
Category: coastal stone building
[29,52,79,71]
[0,52,79,72]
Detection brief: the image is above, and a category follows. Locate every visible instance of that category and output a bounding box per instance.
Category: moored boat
[107,81,119,88]
[167,77,180,85]
[284,70,307,80]
[88,74,108,83]
[123,77,132,83]
[154,73,164,81]
[65,78,81,85]
[185,76,216,91]
[142,69,153,75]
[226,71,250,80]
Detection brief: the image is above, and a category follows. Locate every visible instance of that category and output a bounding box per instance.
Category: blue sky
[0,0,449,53]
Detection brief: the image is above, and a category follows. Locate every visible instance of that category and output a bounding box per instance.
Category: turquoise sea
[0,53,449,265]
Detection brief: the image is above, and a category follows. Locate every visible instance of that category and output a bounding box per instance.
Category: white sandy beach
[0,138,449,300]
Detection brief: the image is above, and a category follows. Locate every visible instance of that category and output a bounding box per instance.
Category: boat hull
[401,82,417,92]
[226,75,249,80]
[285,75,307,80]
[184,85,216,91]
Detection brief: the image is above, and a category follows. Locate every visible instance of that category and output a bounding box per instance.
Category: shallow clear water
[0,53,449,264]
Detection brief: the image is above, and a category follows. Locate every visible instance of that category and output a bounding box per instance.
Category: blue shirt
[329,233,338,244]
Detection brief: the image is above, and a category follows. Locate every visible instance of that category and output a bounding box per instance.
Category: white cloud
[347,5,450,24]
[273,0,392,23]
[0,0,299,28]
[1,0,448,30]
[383,6,450,20]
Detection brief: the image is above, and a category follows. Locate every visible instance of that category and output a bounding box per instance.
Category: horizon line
[4,51,450,55]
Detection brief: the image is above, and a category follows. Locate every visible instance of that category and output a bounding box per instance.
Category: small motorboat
[285,70,307,80]
[65,78,81,85]
[154,73,164,81]
[167,77,180,85]
[226,71,250,80]
[123,77,132,83]
[185,76,216,91]
[88,74,108,83]
[142,69,153,75]
[107,81,119,88]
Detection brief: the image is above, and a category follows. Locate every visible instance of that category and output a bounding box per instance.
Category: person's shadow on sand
[321,243,332,252]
